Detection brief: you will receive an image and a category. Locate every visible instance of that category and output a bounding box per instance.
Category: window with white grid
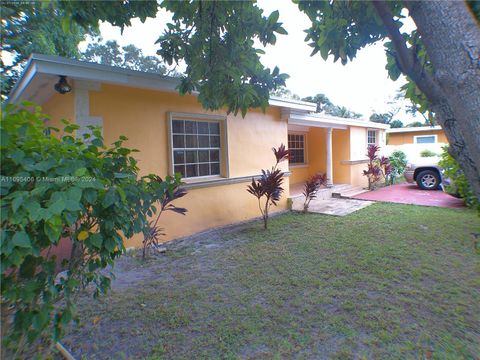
[171,119,221,178]
[367,130,377,146]
[288,133,306,165]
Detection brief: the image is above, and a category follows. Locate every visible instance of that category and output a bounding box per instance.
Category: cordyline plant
[247,144,289,229]
[303,172,328,213]
[0,102,185,357]
[141,174,187,260]
[379,155,392,185]
[363,144,392,190]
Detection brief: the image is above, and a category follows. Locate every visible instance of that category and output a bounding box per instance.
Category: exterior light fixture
[54,75,72,94]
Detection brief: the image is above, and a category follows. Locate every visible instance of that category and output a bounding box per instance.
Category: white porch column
[326,127,333,187]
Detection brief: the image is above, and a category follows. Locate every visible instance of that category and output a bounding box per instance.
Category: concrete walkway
[291,196,373,216]
[353,182,465,208]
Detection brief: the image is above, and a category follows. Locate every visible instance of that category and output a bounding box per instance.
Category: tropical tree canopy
[81,39,176,75]
[0,2,89,97]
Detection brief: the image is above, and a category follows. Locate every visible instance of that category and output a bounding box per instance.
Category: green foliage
[302,93,362,118]
[298,1,398,64]
[420,149,437,157]
[388,150,408,182]
[141,175,187,260]
[82,39,178,76]
[0,102,182,355]
[369,110,400,125]
[390,119,403,128]
[270,86,301,100]
[58,0,158,31]
[439,147,479,210]
[1,2,89,97]
[407,121,426,128]
[156,1,289,117]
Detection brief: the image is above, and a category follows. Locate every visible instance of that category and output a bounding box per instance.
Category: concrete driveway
[353,182,465,208]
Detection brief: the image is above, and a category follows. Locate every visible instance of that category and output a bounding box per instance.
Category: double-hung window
[288,133,306,165]
[170,115,223,178]
[367,129,377,146]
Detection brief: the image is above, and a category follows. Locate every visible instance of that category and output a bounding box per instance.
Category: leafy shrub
[303,173,327,212]
[438,146,479,210]
[388,150,408,184]
[363,145,391,189]
[0,102,185,356]
[141,174,187,260]
[247,144,289,229]
[420,149,437,157]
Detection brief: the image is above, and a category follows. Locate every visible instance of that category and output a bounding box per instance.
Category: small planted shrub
[363,145,391,189]
[363,145,382,190]
[247,144,289,229]
[420,149,437,157]
[141,174,187,260]
[388,150,408,184]
[439,146,479,210]
[303,173,328,212]
[379,155,392,185]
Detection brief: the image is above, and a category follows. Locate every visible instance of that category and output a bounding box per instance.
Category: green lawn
[64,203,480,359]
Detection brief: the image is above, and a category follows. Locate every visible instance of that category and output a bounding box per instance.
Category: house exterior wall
[288,126,385,188]
[387,129,447,145]
[42,92,75,130]
[332,129,350,184]
[42,83,289,247]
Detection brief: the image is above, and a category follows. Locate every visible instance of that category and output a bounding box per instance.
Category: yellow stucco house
[9,54,388,247]
[385,126,448,162]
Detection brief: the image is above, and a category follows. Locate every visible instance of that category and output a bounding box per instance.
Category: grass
[63,203,480,359]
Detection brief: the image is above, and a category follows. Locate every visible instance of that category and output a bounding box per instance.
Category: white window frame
[414,134,437,144]
[288,132,307,166]
[168,112,229,179]
[367,129,378,146]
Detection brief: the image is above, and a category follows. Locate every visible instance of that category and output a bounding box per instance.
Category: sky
[86,0,417,124]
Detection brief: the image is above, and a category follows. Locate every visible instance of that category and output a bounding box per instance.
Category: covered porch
[283,109,389,197]
[285,110,352,194]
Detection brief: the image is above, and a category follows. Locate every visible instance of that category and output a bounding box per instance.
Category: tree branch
[371,0,442,103]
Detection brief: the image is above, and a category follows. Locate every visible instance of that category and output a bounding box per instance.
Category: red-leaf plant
[142,174,187,260]
[379,156,392,185]
[363,145,391,190]
[247,144,289,229]
[303,172,328,212]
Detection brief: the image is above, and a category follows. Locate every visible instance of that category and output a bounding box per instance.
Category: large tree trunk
[404,1,480,200]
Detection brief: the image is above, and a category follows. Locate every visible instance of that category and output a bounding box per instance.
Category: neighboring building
[386,126,448,162]
[9,54,388,246]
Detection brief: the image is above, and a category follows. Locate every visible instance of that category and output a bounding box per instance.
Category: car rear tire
[416,170,440,190]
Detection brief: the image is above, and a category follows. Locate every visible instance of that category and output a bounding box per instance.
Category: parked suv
[404,161,445,190]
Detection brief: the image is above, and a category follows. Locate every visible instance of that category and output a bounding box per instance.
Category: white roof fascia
[9,61,38,104]
[288,112,390,130]
[269,96,317,112]
[34,58,180,93]
[10,54,320,113]
[386,125,442,133]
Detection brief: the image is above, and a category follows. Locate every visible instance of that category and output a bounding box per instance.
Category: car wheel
[416,170,440,190]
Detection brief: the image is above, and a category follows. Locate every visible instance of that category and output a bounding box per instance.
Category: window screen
[171,119,221,178]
